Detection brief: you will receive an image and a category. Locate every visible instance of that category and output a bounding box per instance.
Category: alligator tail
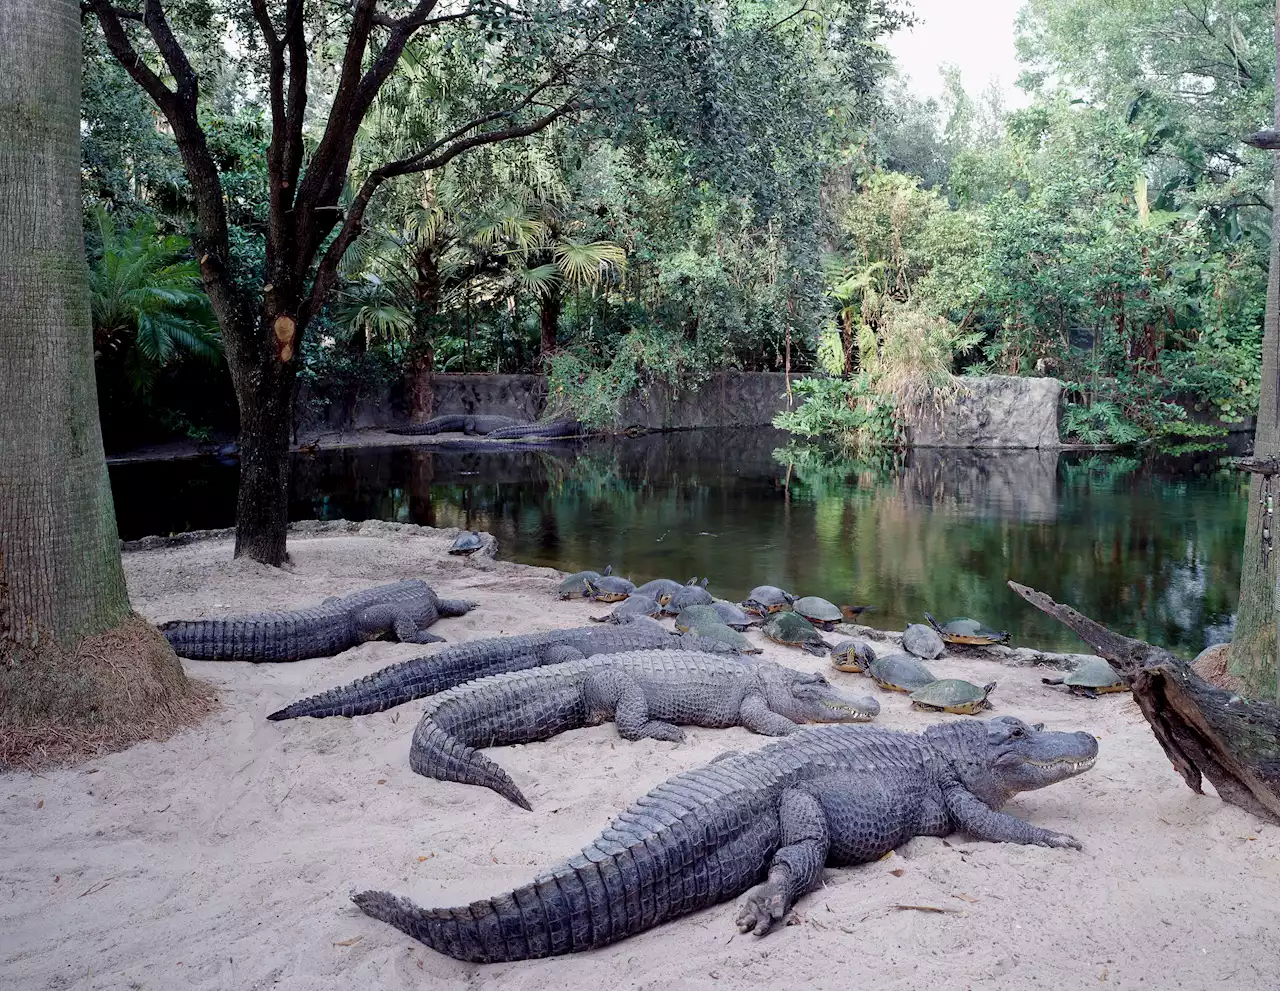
[409,722,533,810]
[352,864,614,962]
[161,617,322,662]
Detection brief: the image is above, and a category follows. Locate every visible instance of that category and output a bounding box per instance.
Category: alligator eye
[1009,727,1024,738]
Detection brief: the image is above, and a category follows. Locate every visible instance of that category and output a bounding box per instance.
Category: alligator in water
[160,580,476,662]
[353,716,1097,962]
[388,414,524,437]
[266,625,739,720]
[409,650,881,809]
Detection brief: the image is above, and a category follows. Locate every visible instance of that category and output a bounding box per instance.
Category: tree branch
[1245,129,1280,150]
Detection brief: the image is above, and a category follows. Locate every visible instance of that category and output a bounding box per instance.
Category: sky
[884,0,1029,107]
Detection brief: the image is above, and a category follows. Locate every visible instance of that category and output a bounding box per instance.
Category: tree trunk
[1011,583,1280,825]
[228,345,294,566]
[408,345,436,424]
[1,0,206,768]
[0,0,131,645]
[1229,16,1280,698]
[540,286,562,362]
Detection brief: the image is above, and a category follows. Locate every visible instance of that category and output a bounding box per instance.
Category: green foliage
[773,375,897,444]
[87,205,220,396]
[1060,400,1144,446]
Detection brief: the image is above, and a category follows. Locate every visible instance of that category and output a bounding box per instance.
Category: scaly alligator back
[389,414,523,436]
[356,725,935,961]
[486,419,591,439]
[266,626,736,720]
[161,580,449,662]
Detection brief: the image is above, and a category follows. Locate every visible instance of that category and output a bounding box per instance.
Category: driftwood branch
[1008,581,1280,825]
[1244,129,1280,150]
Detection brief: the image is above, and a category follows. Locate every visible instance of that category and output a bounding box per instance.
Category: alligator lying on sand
[266,625,738,720]
[410,651,881,809]
[354,716,1097,961]
[388,414,524,437]
[161,580,476,662]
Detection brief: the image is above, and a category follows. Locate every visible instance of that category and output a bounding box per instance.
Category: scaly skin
[409,651,881,808]
[486,419,591,439]
[266,626,739,720]
[354,716,1097,962]
[388,414,523,436]
[160,580,476,662]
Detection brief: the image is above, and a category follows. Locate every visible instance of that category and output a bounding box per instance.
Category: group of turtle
[558,566,1129,716]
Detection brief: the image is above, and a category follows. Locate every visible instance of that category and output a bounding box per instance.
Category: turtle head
[759,664,879,723]
[933,716,1097,807]
[603,564,613,576]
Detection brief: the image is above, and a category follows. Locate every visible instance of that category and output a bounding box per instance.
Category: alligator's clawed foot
[1038,830,1082,850]
[735,878,789,936]
[410,632,448,644]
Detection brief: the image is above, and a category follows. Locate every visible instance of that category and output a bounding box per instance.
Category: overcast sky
[884,0,1029,106]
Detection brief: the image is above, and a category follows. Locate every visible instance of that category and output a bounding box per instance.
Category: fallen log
[1009,581,1280,825]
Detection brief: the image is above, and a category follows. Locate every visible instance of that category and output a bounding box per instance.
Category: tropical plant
[87,204,220,395]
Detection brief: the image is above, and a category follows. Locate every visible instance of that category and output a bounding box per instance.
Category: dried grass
[0,614,216,771]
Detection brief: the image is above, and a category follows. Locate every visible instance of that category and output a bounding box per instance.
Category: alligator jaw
[1022,755,1097,773]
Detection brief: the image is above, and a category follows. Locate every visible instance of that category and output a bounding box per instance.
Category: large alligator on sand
[486,418,592,439]
[266,625,739,720]
[410,650,881,809]
[160,580,476,662]
[355,717,1097,962]
[389,414,524,437]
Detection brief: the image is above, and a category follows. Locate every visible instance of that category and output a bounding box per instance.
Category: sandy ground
[3,524,1279,991]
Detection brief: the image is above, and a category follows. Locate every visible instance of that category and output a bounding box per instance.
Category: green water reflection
[107,429,1248,655]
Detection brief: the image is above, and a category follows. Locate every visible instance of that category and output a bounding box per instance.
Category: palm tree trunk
[0,0,131,644]
[0,0,203,766]
[540,286,563,362]
[1229,10,1280,700]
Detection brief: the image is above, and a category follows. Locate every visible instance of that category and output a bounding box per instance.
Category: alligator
[160,580,476,662]
[486,419,593,439]
[388,414,524,437]
[266,625,739,720]
[353,716,1097,962]
[409,651,881,809]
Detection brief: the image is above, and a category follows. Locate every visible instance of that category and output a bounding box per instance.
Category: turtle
[1042,658,1128,697]
[709,599,755,631]
[925,613,1011,646]
[591,593,663,625]
[792,596,844,631]
[909,679,997,715]
[867,653,938,693]
[556,565,612,599]
[901,623,945,660]
[662,578,713,615]
[583,574,637,603]
[839,604,875,622]
[448,530,484,555]
[762,612,830,656]
[679,620,762,654]
[634,577,698,605]
[742,585,795,616]
[673,604,723,633]
[830,639,876,674]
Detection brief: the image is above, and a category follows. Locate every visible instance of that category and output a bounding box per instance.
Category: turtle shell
[925,613,1010,646]
[592,594,663,624]
[902,623,945,660]
[1042,658,1128,695]
[584,575,637,602]
[867,654,937,693]
[742,586,794,616]
[448,530,483,555]
[666,582,713,613]
[674,605,722,633]
[793,596,843,630]
[830,639,876,674]
[558,570,602,599]
[681,621,761,654]
[763,612,829,656]
[910,679,997,715]
[634,578,691,605]
[709,599,754,630]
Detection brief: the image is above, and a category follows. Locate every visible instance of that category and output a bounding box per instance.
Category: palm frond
[553,239,627,288]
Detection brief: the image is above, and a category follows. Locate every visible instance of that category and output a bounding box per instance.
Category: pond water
[108,429,1250,656]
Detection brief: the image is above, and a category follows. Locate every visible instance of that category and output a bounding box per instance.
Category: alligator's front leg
[583,669,685,742]
[736,789,829,936]
[943,785,1081,850]
[738,694,798,736]
[356,605,447,645]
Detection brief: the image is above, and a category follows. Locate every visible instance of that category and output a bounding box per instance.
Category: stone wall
[300,371,1067,447]
[903,375,1063,449]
